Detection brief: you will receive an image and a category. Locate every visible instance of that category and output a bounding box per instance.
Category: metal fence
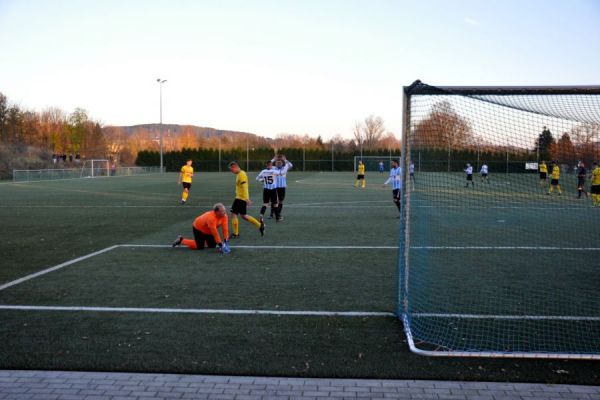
[12,166,163,183]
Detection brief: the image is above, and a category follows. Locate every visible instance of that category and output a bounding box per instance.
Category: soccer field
[0,172,598,383]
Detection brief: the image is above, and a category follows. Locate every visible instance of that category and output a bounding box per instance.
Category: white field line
[1,244,597,321]
[412,313,600,321]
[0,245,120,292]
[411,246,600,251]
[122,244,399,249]
[0,305,394,317]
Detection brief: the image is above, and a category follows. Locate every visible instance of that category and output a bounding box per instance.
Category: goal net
[399,81,600,359]
[80,159,110,178]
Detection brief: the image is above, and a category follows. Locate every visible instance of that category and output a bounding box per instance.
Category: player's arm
[383,171,393,186]
[256,171,264,182]
[178,168,183,184]
[221,216,229,242]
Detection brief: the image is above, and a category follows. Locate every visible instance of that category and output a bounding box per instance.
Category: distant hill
[103,124,266,141]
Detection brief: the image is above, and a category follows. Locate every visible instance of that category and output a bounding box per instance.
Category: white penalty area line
[0,304,394,317]
[123,244,398,249]
[411,246,600,251]
[412,313,600,322]
[0,244,398,294]
[0,245,120,292]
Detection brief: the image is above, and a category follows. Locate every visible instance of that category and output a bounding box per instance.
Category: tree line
[411,100,600,168]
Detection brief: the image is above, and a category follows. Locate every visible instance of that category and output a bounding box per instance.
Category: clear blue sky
[0,0,599,139]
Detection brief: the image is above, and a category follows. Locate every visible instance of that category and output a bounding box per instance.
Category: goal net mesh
[400,81,600,358]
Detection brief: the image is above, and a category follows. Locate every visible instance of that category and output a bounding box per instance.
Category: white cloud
[464,16,481,26]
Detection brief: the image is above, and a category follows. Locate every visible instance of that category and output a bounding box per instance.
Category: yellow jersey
[551,165,560,180]
[358,164,365,174]
[180,165,194,183]
[539,163,548,173]
[592,167,600,185]
[235,170,250,201]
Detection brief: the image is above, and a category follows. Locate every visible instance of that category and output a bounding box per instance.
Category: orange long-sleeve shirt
[192,211,229,244]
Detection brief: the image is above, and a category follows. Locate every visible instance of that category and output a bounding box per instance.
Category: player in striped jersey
[269,155,293,221]
[480,162,489,184]
[383,159,402,217]
[464,163,474,188]
[256,160,282,224]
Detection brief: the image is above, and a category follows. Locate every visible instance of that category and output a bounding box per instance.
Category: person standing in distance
[178,159,194,204]
[383,159,402,217]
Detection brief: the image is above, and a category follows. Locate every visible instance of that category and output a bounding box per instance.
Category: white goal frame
[353,156,400,173]
[80,159,110,178]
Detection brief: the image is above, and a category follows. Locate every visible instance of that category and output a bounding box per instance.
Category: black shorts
[357,174,365,180]
[393,188,400,200]
[276,187,286,202]
[481,173,488,177]
[263,188,278,204]
[591,185,600,195]
[193,227,216,250]
[577,178,586,187]
[466,175,473,181]
[539,172,547,180]
[230,199,247,215]
[551,179,559,186]
[182,182,192,189]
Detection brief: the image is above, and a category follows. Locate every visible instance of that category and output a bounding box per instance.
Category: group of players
[462,159,600,204]
[172,155,293,254]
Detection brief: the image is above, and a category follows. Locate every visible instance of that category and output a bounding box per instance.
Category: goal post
[80,159,110,178]
[399,80,600,359]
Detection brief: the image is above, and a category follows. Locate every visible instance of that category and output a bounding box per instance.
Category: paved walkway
[1,370,599,400]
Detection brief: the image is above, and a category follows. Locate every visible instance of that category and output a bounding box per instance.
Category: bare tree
[362,115,385,150]
[353,121,363,155]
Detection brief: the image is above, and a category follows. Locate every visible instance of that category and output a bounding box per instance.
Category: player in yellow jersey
[355,160,366,188]
[547,160,562,196]
[228,161,265,237]
[178,159,194,204]
[591,162,600,207]
[538,160,548,186]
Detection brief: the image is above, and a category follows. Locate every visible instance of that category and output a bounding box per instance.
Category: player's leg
[270,190,281,221]
[259,189,270,219]
[230,201,241,238]
[181,183,191,204]
[557,182,562,194]
[277,188,286,220]
[393,189,401,214]
[362,175,366,188]
[355,175,359,187]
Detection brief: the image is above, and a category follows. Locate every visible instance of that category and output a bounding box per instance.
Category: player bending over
[270,155,293,221]
[355,160,366,188]
[178,159,194,204]
[383,159,402,218]
[547,160,562,196]
[228,161,265,237]
[256,160,281,223]
[591,162,600,207]
[464,163,474,188]
[480,162,490,184]
[172,203,230,253]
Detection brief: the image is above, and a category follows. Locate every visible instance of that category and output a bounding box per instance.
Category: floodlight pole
[157,78,167,172]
